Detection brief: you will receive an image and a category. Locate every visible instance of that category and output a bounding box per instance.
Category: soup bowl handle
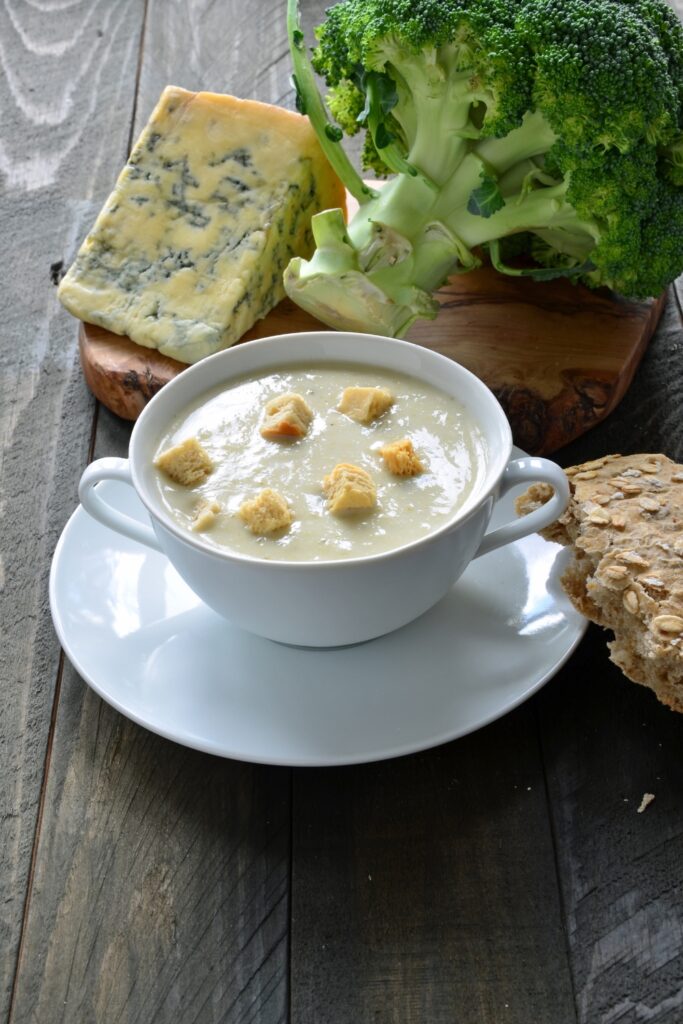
[474,457,569,558]
[79,458,163,552]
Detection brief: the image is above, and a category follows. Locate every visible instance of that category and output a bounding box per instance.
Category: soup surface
[153,363,488,561]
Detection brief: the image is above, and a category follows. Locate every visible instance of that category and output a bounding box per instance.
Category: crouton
[337,386,393,424]
[191,499,221,532]
[322,463,377,514]
[379,438,425,477]
[238,488,293,535]
[154,437,213,486]
[260,392,314,439]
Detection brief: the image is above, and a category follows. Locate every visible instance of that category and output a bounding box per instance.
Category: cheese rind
[58,87,346,363]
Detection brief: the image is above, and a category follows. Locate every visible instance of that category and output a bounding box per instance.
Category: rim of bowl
[129,331,513,569]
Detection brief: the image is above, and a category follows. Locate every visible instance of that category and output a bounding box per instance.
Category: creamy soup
[153,363,488,561]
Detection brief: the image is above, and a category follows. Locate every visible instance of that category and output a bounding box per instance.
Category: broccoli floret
[285,0,683,336]
[325,78,365,136]
[519,0,679,152]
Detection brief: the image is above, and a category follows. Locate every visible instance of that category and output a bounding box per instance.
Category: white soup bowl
[78,331,568,646]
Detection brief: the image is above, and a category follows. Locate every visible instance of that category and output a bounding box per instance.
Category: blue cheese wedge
[58,87,346,363]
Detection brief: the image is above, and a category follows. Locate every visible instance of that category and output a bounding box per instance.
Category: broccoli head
[284,0,683,336]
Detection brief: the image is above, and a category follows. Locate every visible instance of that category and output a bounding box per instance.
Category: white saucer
[50,452,586,766]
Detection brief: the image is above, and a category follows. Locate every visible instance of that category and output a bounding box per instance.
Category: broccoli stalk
[287,0,376,205]
[284,0,683,336]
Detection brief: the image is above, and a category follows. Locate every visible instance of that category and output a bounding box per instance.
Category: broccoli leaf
[467,172,505,218]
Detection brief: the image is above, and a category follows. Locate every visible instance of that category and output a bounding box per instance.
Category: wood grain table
[2,2,683,1022]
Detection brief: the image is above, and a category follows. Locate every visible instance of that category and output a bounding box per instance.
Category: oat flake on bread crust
[515,454,683,712]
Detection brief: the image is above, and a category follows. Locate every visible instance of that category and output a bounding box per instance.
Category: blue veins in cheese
[57,86,346,363]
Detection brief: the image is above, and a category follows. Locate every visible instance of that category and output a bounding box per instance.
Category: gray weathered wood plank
[538,633,683,1024]
[7,0,683,1021]
[9,652,290,1024]
[536,285,683,1024]
[9,2,296,1021]
[134,0,296,137]
[290,703,578,1024]
[0,0,147,1015]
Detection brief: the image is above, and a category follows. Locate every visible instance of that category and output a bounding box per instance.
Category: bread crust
[239,488,293,535]
[378,438,425,477]
[516,454,683,711]
[154,437,213,486]
[322,463,377,514]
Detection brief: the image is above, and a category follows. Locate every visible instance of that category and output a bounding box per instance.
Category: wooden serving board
[79,272,664,455]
